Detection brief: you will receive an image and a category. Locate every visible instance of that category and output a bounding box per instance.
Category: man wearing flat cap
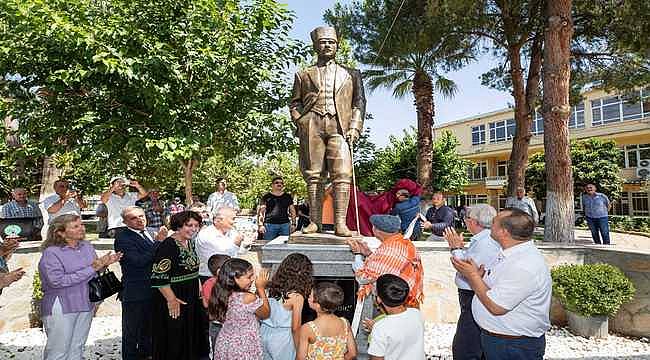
[290,26,366,237]
[347,215,424,307]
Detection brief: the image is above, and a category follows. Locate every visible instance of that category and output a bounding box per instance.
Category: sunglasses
[273,182,284,185]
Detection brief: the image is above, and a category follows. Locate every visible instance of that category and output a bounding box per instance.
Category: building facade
[434,87,650,216]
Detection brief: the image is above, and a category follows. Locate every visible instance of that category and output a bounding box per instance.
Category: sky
[281,0,513,147]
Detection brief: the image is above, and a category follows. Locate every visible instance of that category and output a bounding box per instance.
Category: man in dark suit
[114,206,166,360]
[290,26,366,237]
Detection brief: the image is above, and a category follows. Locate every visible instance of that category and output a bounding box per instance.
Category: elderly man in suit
[114,206,166,360]
[290,26,366,237]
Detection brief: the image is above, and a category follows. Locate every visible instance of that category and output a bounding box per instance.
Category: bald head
[121,206,146,230]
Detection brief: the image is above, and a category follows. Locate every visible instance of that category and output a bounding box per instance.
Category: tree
[358,128,469,192]
[0,0,304,202]
[193,151,306,210]
[326,1,474,190]
[542,0,574,243]
[437,0,545,196]
[571,0,650,96]
[526,138,624,204]
[431,130,472,193]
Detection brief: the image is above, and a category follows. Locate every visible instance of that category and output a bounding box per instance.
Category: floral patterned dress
[306,317,349,360]
[214,291,263,360]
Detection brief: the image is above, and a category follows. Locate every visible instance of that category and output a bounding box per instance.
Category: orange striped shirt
[355,234,424,307]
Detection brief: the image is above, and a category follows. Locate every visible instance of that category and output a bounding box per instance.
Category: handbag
[89,269,123,302]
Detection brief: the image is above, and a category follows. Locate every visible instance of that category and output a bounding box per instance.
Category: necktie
[140,230,153,243]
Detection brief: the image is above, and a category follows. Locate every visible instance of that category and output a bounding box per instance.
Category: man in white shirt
[42,179,87,224]
[206,178,240,215]
[100,176,148,237]
[195,207,244,283]
[443,204,501,360]
[367,274,425,360]
[505,187,539,224]
[451,208,551,360]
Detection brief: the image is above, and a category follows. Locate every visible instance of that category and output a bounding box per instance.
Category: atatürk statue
[290,26,366,237]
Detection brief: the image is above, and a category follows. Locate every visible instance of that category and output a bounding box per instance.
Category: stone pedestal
[261,236,376,359]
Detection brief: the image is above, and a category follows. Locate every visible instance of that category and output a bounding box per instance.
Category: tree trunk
[181,159,198,206]
[506,45,534,196]
[39,156,63,234]
[412,70,434,190]
[542,0,574,243]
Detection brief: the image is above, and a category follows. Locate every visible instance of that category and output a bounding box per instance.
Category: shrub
[551,263,635,317]
[608,216,650,234]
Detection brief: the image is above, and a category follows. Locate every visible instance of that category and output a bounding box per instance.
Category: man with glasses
[206,178,240,215]
[257,177,296,240]
[443,204,501,360]
[581,183,611,245]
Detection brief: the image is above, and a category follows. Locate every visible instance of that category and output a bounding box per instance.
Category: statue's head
[310,26,338,60]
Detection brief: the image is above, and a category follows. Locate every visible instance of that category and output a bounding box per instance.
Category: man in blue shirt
[423,192,456,241]
[581,183,611,245]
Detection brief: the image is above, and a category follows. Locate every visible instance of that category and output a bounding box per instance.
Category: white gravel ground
[0,317,649,359]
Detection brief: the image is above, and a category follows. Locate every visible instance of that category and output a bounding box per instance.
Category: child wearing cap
[366,274,425,360]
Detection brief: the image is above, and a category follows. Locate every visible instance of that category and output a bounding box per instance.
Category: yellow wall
[434,88,650,208]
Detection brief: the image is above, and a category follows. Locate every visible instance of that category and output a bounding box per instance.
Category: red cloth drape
[347,179,422,236]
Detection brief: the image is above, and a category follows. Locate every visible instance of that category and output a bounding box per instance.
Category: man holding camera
[42,179,87,224]
[101,177,148,237]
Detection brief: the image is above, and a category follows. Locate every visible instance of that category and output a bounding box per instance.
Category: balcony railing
[485,176,507,189]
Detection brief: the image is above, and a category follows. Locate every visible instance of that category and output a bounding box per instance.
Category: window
[631,192,649,216]
[531,111,544,135]
[569,102,585,129]
[467,161,488,180]
[471,125,486,145]
[498,195,507,211]
[497,160,508,177]
[591,90,648,126]
[466,194,489,205]
[621,144,650,168]
[489,119,516,143]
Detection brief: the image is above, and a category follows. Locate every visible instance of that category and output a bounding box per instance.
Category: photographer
[101,176,148,237]
[42,179,87,224]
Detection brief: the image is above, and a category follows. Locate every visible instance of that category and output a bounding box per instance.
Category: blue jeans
[452,289,483,360]
[481,332,545,360]
[586,216,610,245]
[264,222,290,240]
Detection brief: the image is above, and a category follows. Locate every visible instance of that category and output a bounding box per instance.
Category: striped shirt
[1,200,43,229]
[355,234,424,307]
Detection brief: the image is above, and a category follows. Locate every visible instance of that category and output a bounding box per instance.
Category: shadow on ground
[0,337,121,359]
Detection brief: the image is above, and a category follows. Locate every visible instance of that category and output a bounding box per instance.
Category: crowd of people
[0,174,618,359]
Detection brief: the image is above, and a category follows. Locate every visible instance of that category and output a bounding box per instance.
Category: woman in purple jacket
[38,214,122,360]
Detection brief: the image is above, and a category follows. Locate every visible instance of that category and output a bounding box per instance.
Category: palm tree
[326,1,474,189]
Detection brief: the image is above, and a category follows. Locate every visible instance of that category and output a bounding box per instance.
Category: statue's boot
[302,182,323,234]
[334,182,353,237]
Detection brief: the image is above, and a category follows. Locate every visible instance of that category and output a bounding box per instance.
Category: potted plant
[29,271,43,328]
[551,263,635,338]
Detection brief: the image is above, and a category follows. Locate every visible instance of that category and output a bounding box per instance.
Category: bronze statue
[290,26,366,237]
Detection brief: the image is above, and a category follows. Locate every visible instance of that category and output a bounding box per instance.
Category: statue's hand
[346,128,360,145]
